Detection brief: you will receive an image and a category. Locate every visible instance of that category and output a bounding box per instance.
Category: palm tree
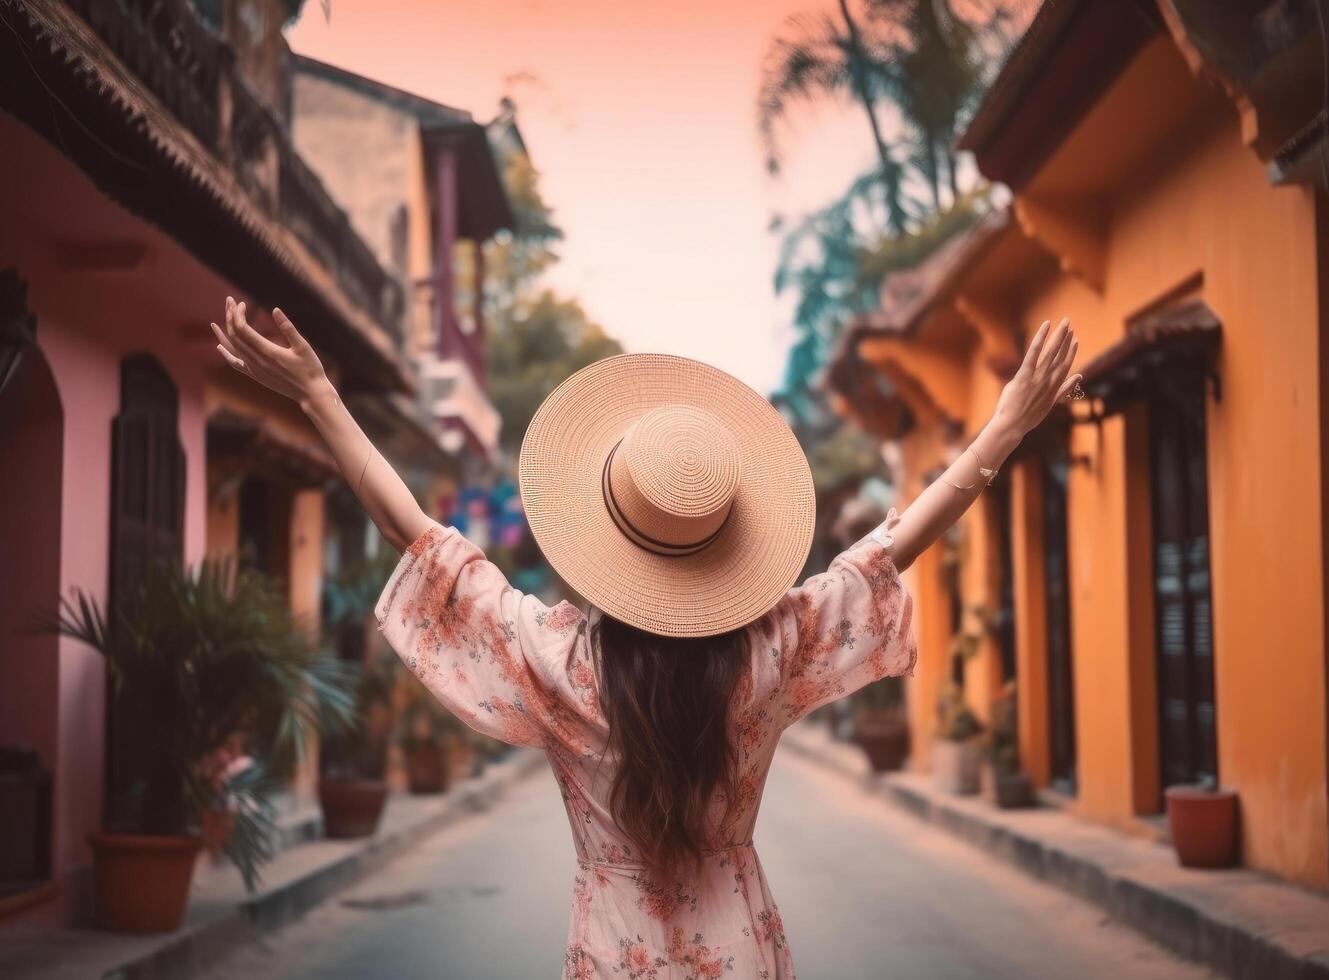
[759,0,911,234]
[868,0,1023,210]
[876,0,975,209]
[761,0,1028,217]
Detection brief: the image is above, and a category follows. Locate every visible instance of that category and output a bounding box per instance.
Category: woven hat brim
[518,353,815,638]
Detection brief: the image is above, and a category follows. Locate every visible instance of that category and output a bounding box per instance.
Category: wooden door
[109,355,184,611]
[990,476,1017,683]
[1043,455,1077,793]
[1150,378,1217,788]
[106,354,184,826]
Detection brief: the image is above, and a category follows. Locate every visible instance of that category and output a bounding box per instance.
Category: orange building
[828,0,1329,888]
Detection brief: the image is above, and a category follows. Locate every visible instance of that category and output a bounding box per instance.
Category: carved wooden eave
[822,336,916,441]
[206,407,339,492]
[3,0,412,394]
[1013,195,1106,293]
[856,335,967,428]
[1158,0,1325,164]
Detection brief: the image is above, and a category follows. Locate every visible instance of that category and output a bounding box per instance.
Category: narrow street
[208,749,1213,980]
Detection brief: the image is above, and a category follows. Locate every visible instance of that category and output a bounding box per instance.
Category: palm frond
[215,760,281,892]
[41,557,356,888]
[758,13,853,174]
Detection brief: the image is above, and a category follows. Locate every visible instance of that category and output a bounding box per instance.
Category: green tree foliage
[46,559,356,890]
[764,0,1028,444]
[762,0,1026,215]
[488,290,622,452]
[776,185,991,417]
[760,0,912,235]
[805,418,885,495]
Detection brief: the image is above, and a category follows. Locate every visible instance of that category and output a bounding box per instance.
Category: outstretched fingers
[210,320,239,359]
[272,307,311,354]
[227,298,288,362]
[1058,336,1079,376]
[1038,318,1071,375]
[1021,320,1051,374]
[216,342,247,372]
[223,298,257,359]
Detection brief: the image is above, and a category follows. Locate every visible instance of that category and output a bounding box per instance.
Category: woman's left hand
[210,297,332,404]
[991,317,1082,439]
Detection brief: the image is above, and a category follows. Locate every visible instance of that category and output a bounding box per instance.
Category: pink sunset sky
[288,0,885,393]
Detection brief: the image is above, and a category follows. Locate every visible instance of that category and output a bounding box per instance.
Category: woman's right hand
[991,317,1081,439]
[210,297,334,404]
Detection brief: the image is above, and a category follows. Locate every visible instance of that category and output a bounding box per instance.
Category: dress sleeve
[768,508,917,728]
[374,522,599,752]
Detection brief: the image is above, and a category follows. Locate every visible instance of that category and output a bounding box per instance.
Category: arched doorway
[0,343,63,893]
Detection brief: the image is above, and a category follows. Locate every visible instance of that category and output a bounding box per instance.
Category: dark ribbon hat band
[601,440,733,557]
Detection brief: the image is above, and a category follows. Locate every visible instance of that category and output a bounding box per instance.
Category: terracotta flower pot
[403,742,451,795]
[87,831,203,933]
[993,770,1036,809]
[854,718,911,773]
[1165,785,1238,868]
[318,779,389,839]
[932,739,982,795]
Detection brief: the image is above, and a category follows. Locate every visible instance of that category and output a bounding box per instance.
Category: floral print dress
[376,515,915,980]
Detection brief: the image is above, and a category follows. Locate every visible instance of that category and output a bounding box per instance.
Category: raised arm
[889,317,1081,572]
[210,297,431,553]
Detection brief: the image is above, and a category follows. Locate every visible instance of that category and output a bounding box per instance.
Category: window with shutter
[990,475,1017,683]
[1043,450,1077,794]
[109,355,184,611]
[106,354,184,825]
[1149,374,1217,789]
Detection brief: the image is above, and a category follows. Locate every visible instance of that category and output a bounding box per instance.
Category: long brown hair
[593,613,749,878]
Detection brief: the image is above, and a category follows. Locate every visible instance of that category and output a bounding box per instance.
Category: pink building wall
[0,114,235,923]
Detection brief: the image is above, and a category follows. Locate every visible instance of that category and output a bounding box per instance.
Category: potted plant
[851,676,910,773]
[319,655,398,838]
[322,551,401,664]
[933,683,984,794]
[398,676,464,795]
[49,560,354,932]
[1165,778,1239,868]
[931,601,988,795]
[986,682,1035,808]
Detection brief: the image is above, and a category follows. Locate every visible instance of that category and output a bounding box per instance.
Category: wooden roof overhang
[857,209,1012,338]
[825,334,920,441]
[1,0,412,394]
[421,123,514,243]
[957,0,1232,296]
[956,0,1164,193]
[293,55,514,241]
[1077,298,1222,420]
[826,315,967,441]
[826,207,1061,440]
[207,408,339,489]
[1161,0,1327,168]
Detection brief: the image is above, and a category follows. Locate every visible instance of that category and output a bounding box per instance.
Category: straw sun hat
[518,354,815,638]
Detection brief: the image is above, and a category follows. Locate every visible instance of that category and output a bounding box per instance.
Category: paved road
[210,750,1213,980]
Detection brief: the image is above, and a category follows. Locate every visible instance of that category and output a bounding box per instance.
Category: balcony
[4,0,407,388]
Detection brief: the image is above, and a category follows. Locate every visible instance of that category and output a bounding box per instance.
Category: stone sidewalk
[0,749,546,980]
[780,722,1329,980]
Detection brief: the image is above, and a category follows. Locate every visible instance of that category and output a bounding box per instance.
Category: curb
[781,726,1329,980]
[102,749,547,980]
